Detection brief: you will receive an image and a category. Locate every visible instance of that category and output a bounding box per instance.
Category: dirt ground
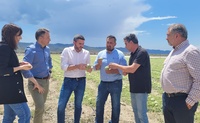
[0,79,164,123]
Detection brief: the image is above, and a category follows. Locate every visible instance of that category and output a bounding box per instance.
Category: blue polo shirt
[94,48,127,82]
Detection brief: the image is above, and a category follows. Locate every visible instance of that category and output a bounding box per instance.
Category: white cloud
[121,16,177,36]
[0,0,176,47]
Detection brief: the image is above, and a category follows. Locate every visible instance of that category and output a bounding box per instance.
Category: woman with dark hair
[0,23,32,123]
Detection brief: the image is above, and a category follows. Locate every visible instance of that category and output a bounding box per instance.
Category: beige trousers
[28,79,49,123]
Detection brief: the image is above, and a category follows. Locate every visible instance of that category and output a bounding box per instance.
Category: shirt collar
[173,40,189,51]
[130,46,141,56]
[36,41,46,49]
[106,48,116,54]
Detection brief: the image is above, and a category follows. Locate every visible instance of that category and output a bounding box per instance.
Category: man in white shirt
[57,34,92,123]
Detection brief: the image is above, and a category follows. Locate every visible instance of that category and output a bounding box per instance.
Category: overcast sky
[0,0,199,50]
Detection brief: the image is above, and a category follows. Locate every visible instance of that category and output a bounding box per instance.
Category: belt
[67,77,86,81]
[165,92,187,97]
[34,75,49,80]
[101,79,122,83]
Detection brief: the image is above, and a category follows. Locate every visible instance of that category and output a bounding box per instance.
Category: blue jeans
[57,77,86,123]
[3,102,31,123]
[162,93,198,123]
[130,93,149,123]
[95,80,122,123]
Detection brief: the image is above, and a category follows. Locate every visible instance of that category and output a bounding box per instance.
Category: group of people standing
[0,23,199,123]
[57,34,151,123]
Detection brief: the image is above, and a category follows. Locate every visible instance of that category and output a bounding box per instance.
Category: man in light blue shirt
[22,28,53,123]
[94,35,127,123]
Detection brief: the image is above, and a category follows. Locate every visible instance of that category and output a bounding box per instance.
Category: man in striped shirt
[160,23,200,123]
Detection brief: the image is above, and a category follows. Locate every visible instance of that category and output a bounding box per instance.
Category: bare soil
[0,79,164,123]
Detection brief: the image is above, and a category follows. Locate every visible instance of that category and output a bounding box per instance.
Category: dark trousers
[162,93,198,123]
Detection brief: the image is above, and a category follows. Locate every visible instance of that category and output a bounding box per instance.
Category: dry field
[0,78,164,123]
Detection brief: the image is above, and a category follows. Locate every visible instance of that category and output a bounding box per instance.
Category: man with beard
[57,34,92,123]
[94,35,127,123]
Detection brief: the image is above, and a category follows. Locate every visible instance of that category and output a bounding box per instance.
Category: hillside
[17,42,170,55]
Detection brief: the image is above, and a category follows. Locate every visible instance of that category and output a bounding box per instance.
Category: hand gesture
[86,64,93,73]
[20,61,32,70]
[77,64,86,70]
[104,66,111,74]
[108,63,118,69]
[123,72,127,76]
[29,77,45,94]
[33,82,45,94]
[97,58,103,66]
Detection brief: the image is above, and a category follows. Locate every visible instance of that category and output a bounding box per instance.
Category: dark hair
[73,34,85,41]
[107,35,116,42]
[35,28,49,40]
[124,33,138,44]
[168,24,188,39]
[1,23,22,49]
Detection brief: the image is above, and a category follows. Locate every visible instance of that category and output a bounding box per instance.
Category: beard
[74,45,83,52]
[106,46,114,52]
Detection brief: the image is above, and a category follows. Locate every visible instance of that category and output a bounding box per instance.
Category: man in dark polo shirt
[109,33,151,123]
